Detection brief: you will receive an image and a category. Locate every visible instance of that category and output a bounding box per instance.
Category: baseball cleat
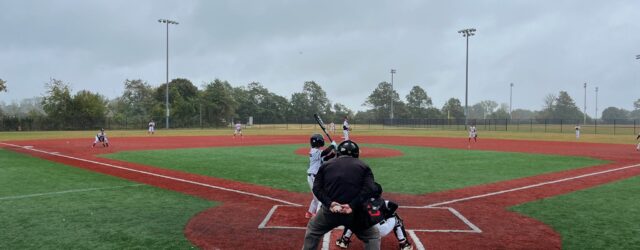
[399,240,413,250]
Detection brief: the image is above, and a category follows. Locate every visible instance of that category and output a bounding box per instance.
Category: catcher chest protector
[310,134,325,148]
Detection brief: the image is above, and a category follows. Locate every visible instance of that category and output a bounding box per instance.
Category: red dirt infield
[2,135,640,249]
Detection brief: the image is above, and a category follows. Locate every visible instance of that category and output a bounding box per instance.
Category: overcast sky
[1,0,639,113]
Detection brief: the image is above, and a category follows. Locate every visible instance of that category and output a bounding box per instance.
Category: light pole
[390,69,396,119]
[158,18,179,129]
[583,82,587,124]
[509,83,514,119]
[458,28,476,127]
[595,86,599,121]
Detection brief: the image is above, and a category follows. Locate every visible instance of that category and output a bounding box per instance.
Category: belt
[307,173,315,177]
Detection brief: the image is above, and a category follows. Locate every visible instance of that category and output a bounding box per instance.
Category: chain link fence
[1,115,638,135]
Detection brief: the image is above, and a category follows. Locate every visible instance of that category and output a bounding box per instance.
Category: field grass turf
[0,149,217,249]
[101,144,606,194]
[510,175,640,250]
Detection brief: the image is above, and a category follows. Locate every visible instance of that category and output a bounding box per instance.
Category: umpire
[303,140,380,250]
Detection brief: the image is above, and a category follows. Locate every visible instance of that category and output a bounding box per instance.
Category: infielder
[148,120,155,134]
[92,128,109,148]
[306,134,337,218]
[336,182,413,250]
[575,124,581,139]
[233,121,243,138]
[342,116,351,140]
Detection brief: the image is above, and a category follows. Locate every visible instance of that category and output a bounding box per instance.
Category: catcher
[92,128,109,148]
[336,182,413,250]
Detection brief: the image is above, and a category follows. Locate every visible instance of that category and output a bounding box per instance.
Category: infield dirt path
[3,135,639,249]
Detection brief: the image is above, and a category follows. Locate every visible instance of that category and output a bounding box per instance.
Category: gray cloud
[1,0,639,113]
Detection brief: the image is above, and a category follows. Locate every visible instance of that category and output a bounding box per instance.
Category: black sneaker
[336,236,350,249]
[399,240,413,250]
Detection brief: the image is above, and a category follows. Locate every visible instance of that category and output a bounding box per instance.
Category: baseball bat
[313,113,334,143]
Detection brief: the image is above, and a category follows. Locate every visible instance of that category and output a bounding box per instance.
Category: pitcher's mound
[294,146,403,158]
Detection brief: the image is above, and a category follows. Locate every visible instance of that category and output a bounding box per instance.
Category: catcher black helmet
[372,182,382,198]
[337,140,359,158]
[310,134,325,148]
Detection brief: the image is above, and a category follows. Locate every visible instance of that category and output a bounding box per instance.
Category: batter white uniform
[343,119,350,140]
[148,121,155,134]
[306,147,323,215]
[575,125,580,139]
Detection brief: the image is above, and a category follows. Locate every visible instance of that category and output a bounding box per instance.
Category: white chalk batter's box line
[259,204,482,233]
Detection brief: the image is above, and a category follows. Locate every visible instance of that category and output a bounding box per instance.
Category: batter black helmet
[310,134,325,148]
[337,140,359,158]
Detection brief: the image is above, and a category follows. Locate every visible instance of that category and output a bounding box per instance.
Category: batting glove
[331,141,338,149]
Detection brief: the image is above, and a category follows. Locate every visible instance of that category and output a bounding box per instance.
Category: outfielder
[92,128,109,148]
[233,121,243,138]
[342,116,351,140]
[148,120,155,134]
[468,124,478,143]
[636,133,640,151]
[336,182,413,250]
[306,134,337,218]
[575,124,581,139]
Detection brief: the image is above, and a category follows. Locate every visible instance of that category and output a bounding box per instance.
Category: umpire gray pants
[303,206,380,250]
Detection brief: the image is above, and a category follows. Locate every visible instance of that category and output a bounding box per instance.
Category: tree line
[0,77,639,130]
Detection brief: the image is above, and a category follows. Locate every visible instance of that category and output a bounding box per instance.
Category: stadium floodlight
[390,69,396,120]
[158,18,178,129]
[509,83,514,119]
[458,28,476,127]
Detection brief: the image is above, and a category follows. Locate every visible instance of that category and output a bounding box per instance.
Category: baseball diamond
[1,135,639,249]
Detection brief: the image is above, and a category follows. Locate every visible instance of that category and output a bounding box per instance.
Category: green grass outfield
[511,175,640,250]
[0,149,216,249]
[100,144,606,194]
[0,127,638,144]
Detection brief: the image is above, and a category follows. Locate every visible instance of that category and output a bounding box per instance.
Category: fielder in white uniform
[148,120,155,134]
[342,116,350,141]
[575,124,581,139]
[636,133,640,151]
[468,125,478,142]
[233,122,243,138]
[92,128,109,147]
[306,134,337,218]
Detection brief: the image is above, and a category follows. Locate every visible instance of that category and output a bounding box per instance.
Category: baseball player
[92,128,109,148]
[233,121,243,138]
[148,120,155,134]
[575,124,581,139]
[329,122,336,135]
[342,116,351,140]
[306,134,337,218]
[468,124,478,143]
[635,133,640,151]
[335,182,413,250]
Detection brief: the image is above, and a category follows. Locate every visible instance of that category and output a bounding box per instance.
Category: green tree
[330,103,353,122]
[121,79,155,119]
[405,85,432,118]
[0,78,7,92]
[601,107,629,123]
[489,103,510,119]
[536,93,557,121]
[72,90,108,128]
[233,82,288,124]
[552,91,583,120]
[363,82,402,120]
[511,109,535,119]
[442,98,464,119]
[303,81,331,115]
[41,78,73,129]
[153,78,199,127]
[201,79,237,126]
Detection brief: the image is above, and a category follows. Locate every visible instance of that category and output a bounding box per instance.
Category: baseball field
[1,128,639,249]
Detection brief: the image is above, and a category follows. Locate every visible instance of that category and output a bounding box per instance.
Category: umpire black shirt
[312,155,376,210]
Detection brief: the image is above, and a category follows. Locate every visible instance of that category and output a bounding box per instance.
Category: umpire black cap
[337,140,359,158]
